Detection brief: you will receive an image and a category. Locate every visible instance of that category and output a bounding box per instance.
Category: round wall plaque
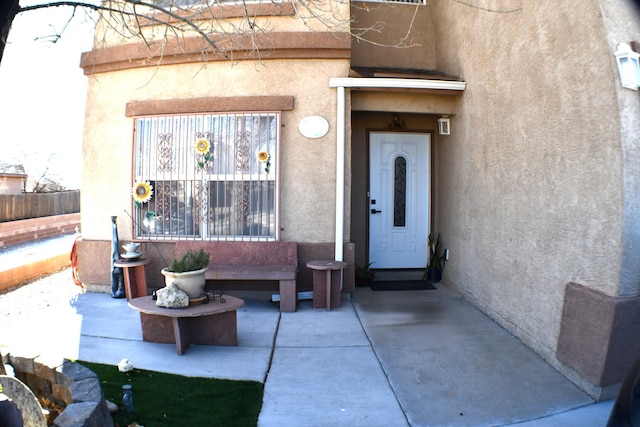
[299,116,329,139]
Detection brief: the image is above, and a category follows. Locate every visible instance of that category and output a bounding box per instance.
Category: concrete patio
[0,265,614,426]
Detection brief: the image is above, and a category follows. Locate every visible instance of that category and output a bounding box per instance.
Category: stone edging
[2,351,113,427]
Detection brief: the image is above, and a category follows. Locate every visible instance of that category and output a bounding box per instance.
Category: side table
[114,258,150,301]
[306,260,348,310]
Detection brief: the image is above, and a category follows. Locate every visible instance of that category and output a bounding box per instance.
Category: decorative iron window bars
[134,112,279,241]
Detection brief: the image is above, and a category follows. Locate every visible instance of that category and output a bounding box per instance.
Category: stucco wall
[81,58,350,245]
[350,2,436,70]
[428,0,640,393]
[599,0,640,297]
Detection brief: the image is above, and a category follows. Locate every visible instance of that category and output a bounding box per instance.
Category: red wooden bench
[175,241,298,312]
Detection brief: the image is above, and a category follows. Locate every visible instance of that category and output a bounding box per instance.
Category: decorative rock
[9,354,36,375]
[56,361,98,396]
[53,401,100,427]
[117,359,134,373]
[0,375,47,427]
[71,377,104,404]
[4,352,114,427]
[155,283,189,308]
[105,400,118,414]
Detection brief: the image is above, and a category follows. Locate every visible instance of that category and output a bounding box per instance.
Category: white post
[335,85,345,262]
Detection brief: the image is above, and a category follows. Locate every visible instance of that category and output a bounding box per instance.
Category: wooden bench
[176,241,298,312]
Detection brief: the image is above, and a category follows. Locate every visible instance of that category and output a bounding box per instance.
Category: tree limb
[17,1,228,59]
[0,0,20,63]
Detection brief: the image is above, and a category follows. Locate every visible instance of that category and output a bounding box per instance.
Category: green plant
[355,262,375,282]
[169,249,210,273]
[423,233,446,280]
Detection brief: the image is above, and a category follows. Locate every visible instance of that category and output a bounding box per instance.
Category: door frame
[365,128,435,268]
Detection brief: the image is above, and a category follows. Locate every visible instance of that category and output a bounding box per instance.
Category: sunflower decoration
[195,138,210,154]
[132,181,153,207]
[195,138,213,170]
[257,150,271,173]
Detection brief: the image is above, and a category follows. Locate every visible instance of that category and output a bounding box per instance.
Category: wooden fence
[0,191,80,222]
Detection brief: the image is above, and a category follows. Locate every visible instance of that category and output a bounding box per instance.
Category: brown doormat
[369,281,436,291]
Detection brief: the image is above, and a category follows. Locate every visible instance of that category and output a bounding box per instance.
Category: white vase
[160,267,208,299]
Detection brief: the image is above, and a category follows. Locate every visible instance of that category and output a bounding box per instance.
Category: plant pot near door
[355,263,375,287]
[425,267,442,283]
[422,233,446,283]
[160,249,210,299]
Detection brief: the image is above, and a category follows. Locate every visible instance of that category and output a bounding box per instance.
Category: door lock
[371,209,382,214]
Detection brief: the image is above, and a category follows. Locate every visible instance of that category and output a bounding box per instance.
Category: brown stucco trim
[125,95,294,117]
[137,3,295,25]
[556,282,640,386]
[81,32,351,75]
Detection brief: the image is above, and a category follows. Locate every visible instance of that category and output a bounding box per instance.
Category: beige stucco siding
[351,2,437,70]
[599,0,640,297]
[81,58,351,243]
[94,2,350,48]
[427,0,640,385]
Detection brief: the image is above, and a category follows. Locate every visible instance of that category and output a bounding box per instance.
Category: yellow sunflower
[132,181,153,204]
[195,138,211,154]
[257,150,270,163]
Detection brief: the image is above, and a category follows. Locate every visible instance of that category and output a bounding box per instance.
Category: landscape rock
[156,283,189,308]
[0,375,47,427]
[117,359,134,373]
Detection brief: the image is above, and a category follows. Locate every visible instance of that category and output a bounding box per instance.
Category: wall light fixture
[438,116,451,136]
[614,42,640,90]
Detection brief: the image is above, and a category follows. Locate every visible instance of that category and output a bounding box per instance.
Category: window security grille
[134,112,279,241]
[354,0,426,4]
[151,0,269,6]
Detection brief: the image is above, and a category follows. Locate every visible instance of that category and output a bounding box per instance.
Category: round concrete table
[306,260,348,310]
[129,295,244,355]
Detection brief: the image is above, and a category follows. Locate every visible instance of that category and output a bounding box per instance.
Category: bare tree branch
[0,0,20,63]
[1,0,421,68]
[17,1,227,58]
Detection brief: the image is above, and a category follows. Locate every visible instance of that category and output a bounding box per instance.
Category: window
[134,112,279,241]
[353,0,425,4]
[393,156,406,227]
[151,0,270,6]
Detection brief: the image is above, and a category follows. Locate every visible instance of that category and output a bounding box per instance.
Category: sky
[0,3,96,190]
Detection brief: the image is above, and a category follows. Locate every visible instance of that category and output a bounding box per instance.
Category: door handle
[371,209,382,214]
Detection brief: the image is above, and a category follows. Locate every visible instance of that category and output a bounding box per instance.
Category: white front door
[369,132,430,269]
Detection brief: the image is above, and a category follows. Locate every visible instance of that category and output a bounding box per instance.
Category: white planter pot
[160,267,208,299]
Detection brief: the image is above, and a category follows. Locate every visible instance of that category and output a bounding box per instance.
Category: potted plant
[423,233,446,282]
[355,262,375,286]
[161,249,210,299]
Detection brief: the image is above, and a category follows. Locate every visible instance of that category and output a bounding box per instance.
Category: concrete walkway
[0,270,614,426]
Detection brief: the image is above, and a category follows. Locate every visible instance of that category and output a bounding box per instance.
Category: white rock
[156,283,189,308]
[118,359,134,373]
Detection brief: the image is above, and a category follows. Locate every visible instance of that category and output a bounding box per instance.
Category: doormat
[369,280,436,291]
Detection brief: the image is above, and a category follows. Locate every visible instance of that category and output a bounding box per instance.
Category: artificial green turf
[79,361,263,427]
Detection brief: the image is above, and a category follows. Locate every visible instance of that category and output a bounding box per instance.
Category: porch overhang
[329,76,466,263]
[329,77,466,93]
